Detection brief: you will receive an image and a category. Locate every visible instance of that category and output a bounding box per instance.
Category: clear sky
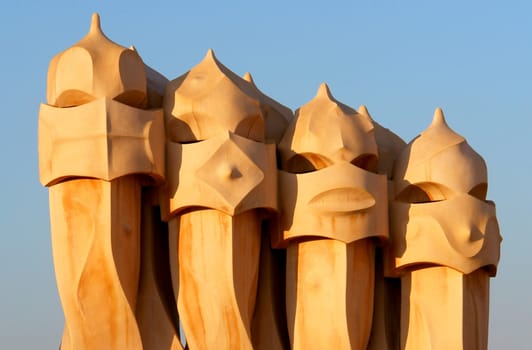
[1,1,530,348]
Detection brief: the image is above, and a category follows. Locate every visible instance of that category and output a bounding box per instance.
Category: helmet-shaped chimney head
[279,83,378,172]
[394,108,488,200]
[164,49,265,143]
[46,13,148,108]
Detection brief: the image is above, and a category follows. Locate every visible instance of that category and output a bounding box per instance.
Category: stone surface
[163,49,283,350]
[278,84,387,349]
[39,13,501,350]
[386,108,501,350]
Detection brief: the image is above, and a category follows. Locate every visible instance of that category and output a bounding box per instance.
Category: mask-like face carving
[276,84,389,246]
[391,194,500,275]
[279,162,388,244]
[39,14,164,187]
[166,132,277,217]
[389,109,501,276]
[39,99,164,186]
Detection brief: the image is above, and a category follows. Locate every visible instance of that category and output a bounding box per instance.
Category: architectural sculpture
[135,188,183,350]
[38,13,501,350]
[242,72,292,350]
[131,49,183,350]
[387,108,502,350]
[39,14,165,349]
[276,84,388,350]
[358,105,405,350]
[162,50,282,350]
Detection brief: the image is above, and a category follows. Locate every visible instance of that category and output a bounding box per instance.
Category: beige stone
[241,73,291,348]
[277,161,387,244]
[286,238,375,350]
[39,13,502,349]
[278,85,377,172]
[400,266,489,350]
[50,177,142,350]
[387,108,502,350]
[163,50,282,349]
[165,49,264,143]
[388,108,501,275]
[164,50,292,145]
[134,47,170,109]
[278,84,388,350]
[251,222,290,350]
[357,105,406,179]
[164,132,277,218]
[135,189,183,350]
[169,210,261,350]
[40,14,164,350]
[367,249,401,350]
[243,72,293,144]
[47,14,147,109]
[276,85,388,246]
[358,106,405,350]
[39,98,164,186]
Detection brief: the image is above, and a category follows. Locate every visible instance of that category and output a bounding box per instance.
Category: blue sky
[1,1,530,348]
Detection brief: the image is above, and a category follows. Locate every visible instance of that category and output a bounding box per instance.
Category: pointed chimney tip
[90,13,102,33]
[358,105,371,118]
[205,48,216,60]
[316,83,332,99]
[431,107,448,128]
[243,72,254,83]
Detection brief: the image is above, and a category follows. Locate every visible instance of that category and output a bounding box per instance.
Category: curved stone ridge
[357,105,406,178]
[243,72,293,144]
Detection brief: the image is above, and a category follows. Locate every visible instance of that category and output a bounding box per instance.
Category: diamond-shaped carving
[196,138,264,211]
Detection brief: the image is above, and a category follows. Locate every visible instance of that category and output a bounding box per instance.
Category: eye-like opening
[235,114,265,142]
[469,183,488,201]
[114,90,148,109]
[54,89,149,109]
[396,182,453,203]
[54,90,95,107]
[351,153,378,173]
[285,153,331,174]
[179,139,202,144]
